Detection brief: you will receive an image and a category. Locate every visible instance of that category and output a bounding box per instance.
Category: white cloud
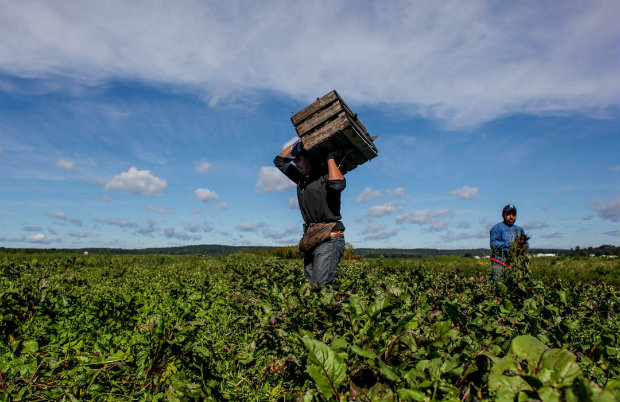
[590,198,620,222]
[396,209,453,231]
[28,233,54,244]
[458,220,471,229]
[138,220,158,235]
[236,222,266,232]
[1,2,616,128]
[23,226,42,232]
[70,218,83,227]
[368,202,403,217]
[195,188,219,203]
[608,165,620,172]
[196,161,211,173]
[442,231,487,242]
[287,197,298,209]
[356,187,381,203]
[98,218,138,228]
[283,136,300,150]
[48,211,66,220]
[361,222,388,234]
[164,227,201,241]
[450,186,480,200]
[364,227,401,240]
[105,167,167,195]
[69,232,89,238]
[385,187,409,200]
[186,221,213,233]
[146,204,170,215]
[541,232,562,239]
[256,166,295,193]
[213,202,228,210]
[56,160,74,171]
[522,221,550,230]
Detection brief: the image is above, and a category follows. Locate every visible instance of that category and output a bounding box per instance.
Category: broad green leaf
[21,340,39,354]
[539,349,581,388]
[510,335,548,371]
[537,386,561,402]
[397,388,426,401]
[303,337,348,400]
[377,360,400,382]
[351,345,376,360]
[368,296,390,318]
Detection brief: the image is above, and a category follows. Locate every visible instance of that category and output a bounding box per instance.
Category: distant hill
[1,244,617,257]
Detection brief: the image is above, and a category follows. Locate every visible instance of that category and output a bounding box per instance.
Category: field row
[1,254,619,401]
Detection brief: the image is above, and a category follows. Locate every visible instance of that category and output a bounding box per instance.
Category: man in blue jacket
[489,204,528,281]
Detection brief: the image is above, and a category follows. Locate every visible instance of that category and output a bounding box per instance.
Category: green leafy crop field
[1,253,619,401]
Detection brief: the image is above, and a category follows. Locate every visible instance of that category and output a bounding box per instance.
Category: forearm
[327,155,344,180]
[279,143,295,158]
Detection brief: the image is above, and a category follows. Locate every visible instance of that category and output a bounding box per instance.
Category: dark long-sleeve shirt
[274,155,346,230]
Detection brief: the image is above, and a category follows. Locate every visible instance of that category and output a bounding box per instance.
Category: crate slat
[291,90,378,174]
[291,91,339,126]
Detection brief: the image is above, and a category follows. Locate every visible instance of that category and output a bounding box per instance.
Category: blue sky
[1,0,618,250]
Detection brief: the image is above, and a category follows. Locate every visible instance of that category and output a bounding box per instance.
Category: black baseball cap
[502,204,517,217]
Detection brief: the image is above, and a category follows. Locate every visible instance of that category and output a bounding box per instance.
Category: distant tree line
[0,244,617,258]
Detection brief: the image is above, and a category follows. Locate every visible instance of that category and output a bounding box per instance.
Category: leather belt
[330,231,344,237]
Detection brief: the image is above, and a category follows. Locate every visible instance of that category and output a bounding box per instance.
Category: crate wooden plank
[294,100,344,137]
[291,91,339,126]
[300,112,349,151]
[292,90,378,174]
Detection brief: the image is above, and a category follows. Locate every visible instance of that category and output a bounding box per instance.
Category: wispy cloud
[442,231,487,242]
[363,227,401,240]
[146,204,171,215]
[256,167,295,193]
[450,186,479,200]
[186,221,213,233]
[56,159,75,171]
[137,220,158,235]
[1,2,616,128]
[522,221,550,230]
[97,218,138,228]
[196,161,211,173]
[287,197,298,209]
[105,167,167,195]
[212,202,228,211]
[236,222,266,232]
[27,233,55,244]
[368,202,403,217]
[396,209,453,232]
[48,211,67,220]
[356,187,381,203]
[590,198,620,222]
[458,220,471,229]
[164,227,201,241]
[47,211,82,227]
[356,187,409,203]
[385,187,410,200]
[195,188,219,203]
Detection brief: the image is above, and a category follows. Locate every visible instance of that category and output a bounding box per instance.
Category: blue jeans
[491,262,504,281]
[303,235,345,288]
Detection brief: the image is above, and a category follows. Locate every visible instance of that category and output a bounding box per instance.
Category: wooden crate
[290,90,378,174]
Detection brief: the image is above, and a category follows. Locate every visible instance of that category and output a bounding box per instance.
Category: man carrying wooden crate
[274,140,346,290]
